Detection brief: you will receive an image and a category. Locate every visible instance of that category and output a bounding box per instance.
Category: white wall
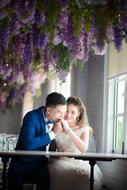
[71,64,88,105]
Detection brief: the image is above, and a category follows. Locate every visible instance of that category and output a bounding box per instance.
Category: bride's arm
[62,119,89,153]
[68,128,89,153]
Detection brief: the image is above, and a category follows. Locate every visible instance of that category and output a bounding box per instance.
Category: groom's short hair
[46,92,66,107]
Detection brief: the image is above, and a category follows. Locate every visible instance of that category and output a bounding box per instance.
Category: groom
[7,92,67,190]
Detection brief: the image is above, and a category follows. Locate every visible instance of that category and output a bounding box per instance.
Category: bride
[48,96,103,190]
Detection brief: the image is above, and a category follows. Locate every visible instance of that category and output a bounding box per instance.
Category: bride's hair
[67,96,89,126]
[67,96,93,135]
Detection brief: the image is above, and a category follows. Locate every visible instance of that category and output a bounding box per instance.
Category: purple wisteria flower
[58,70,68,81]
[92,43,107,55]
[85,0,108,5]
[0,0,11,8]
[12,71,25,86]
[53,31,62,45]
[34,10,45,26]
[43,44,51,71]
[0,64,12,80]
[60,0,69,7]
[119,0,127,11]
[54,8,69,46]
[14,0,35,25]
[65,13,75,62]
[106,25,114,41]
[10,14,23,35]
[76,0,107,7]
[32,25,49,49]
[28,68,47,96]
[113,25,124,51]
[37,32,49,49]
[11,34,25,59]
[0,47,4,61]
[0,24,10,49]
[0,0,127,109]
[119,13,127,29]
[0,10,8,20]
[74,27,92,62]
[23,34,33,65]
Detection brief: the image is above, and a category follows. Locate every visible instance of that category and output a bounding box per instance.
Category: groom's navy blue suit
[7,106,52,190]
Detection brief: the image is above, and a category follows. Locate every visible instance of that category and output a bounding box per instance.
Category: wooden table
[0,151,127,190]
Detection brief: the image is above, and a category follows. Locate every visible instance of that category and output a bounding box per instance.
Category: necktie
[46,121,54,132]
[45,120,54,125]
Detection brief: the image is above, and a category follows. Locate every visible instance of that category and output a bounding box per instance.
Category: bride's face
[66,104,80,125]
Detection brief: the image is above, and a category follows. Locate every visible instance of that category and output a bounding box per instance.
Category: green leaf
[36,0,45,12]
[70,1,82,36]
[53,43,70,72]
[58,43,70,71]
[33,49,41,70]
[45,0,60,41]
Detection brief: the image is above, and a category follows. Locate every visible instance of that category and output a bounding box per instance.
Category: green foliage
[36,0,45,12]
[45,0,60,41]
[33,49,41,71]
[93,5,109,47]
[81,5,93,31]
[70,1,82,36]
[70,1,93,35]
[54,43,70,72]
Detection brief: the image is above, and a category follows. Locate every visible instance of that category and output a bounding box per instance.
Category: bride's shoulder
[80,125,89,133]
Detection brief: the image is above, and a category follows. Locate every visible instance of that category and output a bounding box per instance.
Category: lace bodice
[55,126,89,154]
[48,126,103,190]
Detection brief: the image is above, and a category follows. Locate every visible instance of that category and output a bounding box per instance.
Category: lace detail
[55,126,89,153]
[48,126,103,190]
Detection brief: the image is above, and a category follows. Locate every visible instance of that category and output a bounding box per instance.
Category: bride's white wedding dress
[48,127,103,190]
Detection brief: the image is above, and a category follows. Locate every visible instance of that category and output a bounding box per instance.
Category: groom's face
[46,104,67,121]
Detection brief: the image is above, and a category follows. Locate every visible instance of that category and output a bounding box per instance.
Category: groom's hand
[52,119,63,136]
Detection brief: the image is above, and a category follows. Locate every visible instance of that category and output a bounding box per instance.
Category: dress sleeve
[81,126,89,133]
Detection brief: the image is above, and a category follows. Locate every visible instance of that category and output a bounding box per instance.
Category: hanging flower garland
[0,0,127,109]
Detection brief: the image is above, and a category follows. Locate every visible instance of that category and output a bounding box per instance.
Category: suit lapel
[38,106,46,132]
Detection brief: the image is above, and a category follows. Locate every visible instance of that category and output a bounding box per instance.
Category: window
[108,74,127,153]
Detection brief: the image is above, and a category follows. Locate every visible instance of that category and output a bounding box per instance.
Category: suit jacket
[14,106,51,164]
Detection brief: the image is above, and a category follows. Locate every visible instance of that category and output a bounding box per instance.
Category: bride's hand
[61,119,72,134]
